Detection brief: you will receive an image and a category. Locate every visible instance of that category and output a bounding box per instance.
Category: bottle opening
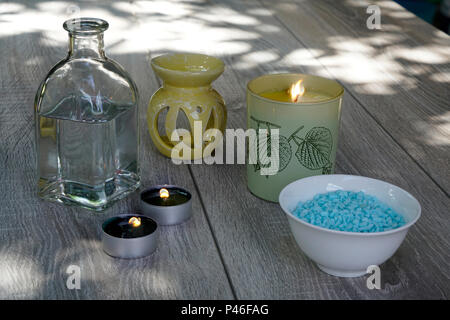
[63,17,109,35]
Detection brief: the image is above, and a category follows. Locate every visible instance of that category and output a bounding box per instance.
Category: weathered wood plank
[260,0,450,194]
[0,1,234,299]
[151,0,450,298]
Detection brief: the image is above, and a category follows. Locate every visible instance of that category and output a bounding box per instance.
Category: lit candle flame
[289,80,305,102]
[160,188,169,199]
[128,217,141,228]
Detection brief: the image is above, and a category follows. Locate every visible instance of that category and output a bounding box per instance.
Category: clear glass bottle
[35,18,140,211]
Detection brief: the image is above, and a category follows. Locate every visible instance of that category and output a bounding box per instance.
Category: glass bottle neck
[68,33,105,59]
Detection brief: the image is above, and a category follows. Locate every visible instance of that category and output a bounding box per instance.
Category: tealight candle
[102,214,158,259]
[140,185,192,225]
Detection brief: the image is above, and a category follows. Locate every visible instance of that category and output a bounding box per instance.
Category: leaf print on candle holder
[250,116,292,175]
[290,127,333,173]
[250,116,333,176]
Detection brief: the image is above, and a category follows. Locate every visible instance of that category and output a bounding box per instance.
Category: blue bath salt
[292,190,406,233]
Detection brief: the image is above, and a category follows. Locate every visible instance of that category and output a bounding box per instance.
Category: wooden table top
[0,0,449,299]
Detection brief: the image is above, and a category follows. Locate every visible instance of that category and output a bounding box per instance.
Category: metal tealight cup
[140,185,193,226]
[101,214,158,259]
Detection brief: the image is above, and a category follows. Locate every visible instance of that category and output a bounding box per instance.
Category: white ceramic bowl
[279,174,421,277]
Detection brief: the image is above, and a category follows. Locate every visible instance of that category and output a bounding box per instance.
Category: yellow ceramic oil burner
[147,53,226,160]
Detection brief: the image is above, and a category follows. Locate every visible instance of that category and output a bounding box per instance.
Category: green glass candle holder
[247,73,344,202]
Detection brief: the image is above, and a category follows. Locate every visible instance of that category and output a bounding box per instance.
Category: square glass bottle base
[38,171,140,211]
